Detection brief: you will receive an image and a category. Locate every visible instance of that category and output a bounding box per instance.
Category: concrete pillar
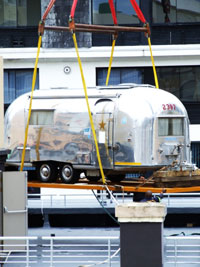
[0,56,4,148]
[115,202,166,267]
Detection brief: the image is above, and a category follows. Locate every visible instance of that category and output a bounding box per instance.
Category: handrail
[0,236,120,266]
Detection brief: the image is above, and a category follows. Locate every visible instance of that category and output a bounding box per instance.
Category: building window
[152,0,200,24]
[157,66,200,102]
[97,66,200,102]
[4,69,39,104]
[0,0,41,27]
[96,67,143,85]
[93,0,140,25]
[191,142,200,168]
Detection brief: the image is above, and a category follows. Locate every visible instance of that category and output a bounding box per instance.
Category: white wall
[2,44,200,90]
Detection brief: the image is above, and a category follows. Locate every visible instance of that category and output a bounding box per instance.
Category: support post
[115,202,166,267]
[0,56,3,148]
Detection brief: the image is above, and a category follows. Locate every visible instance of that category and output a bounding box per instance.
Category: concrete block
[116,202,167,223]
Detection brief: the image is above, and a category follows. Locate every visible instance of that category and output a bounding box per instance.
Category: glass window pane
[172,118,183,135]
[27,0,41,26]
[4,69,39,104]
[157,67,180,98]
[0,0,17,26]
[30,110,54,126]
[93,0,113,25]
[179,67,196,101]
[158,118,169,136]
[4,71,16,104]
[97,68,143,86]
[16,70,39,98]
[158,118,183,136]
[116,0,139,24]
[121,69,142,84]
[17,0,27,26]
[177,0,200,23]
[152,0,176,23]
[0,0,40,27]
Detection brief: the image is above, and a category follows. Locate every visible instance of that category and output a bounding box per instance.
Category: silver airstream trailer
[4,84,191,183]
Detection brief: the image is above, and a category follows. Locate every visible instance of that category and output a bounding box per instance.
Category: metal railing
[0,236,38,266]
[28,192,200,209]
[0,236,120,266]
[2,234,200,266]
[27,191,131,209]
[165,236,200,266]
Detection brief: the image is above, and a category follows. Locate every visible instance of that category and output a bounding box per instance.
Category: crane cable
[106,0,118,85]
[106,38,116,86]
[147,36,159,89]
[129,0,159,88]
[72,32,106,185]
[20,0,56,171]
[20,36,42,171]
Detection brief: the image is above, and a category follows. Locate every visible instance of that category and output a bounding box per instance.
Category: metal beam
[27,181,200,193]
[44,23,149,35]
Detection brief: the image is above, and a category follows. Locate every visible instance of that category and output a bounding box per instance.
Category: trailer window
[30,110,54,126]
[158,118,184,136]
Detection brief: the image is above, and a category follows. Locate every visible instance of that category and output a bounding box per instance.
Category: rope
[106,38,116,86]
[92,190,119,224]
[20,36,42,171]
[72,32,106,184]
[79,247,120,267]
[148,37,159,89]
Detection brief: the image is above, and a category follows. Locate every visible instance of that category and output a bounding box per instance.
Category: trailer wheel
[59,164,79,184]
[36,162,57,183]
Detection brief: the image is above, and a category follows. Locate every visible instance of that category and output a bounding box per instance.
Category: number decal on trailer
[162,104,176,111]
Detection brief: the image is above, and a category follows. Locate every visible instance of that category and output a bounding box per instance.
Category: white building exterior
[1,43,200,139]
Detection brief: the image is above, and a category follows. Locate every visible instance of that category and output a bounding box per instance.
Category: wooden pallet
[153,169,200,188]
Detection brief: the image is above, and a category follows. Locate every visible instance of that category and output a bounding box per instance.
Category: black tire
[59,164,79,184]
[36,162,57,183]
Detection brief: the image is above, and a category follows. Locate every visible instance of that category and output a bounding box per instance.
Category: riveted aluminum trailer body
[4,84,191,183]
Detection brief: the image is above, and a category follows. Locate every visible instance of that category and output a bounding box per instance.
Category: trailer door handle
[4,206,27,214]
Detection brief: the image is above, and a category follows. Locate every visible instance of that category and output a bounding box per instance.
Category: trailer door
[93,100,114,168]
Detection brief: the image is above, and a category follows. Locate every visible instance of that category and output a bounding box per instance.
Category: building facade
[1,0,200,166]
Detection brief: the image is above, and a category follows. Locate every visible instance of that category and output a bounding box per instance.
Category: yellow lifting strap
[106,38,116,86]
[148,37,159,89]
[72,33,106,185]
[20,35,42,171]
